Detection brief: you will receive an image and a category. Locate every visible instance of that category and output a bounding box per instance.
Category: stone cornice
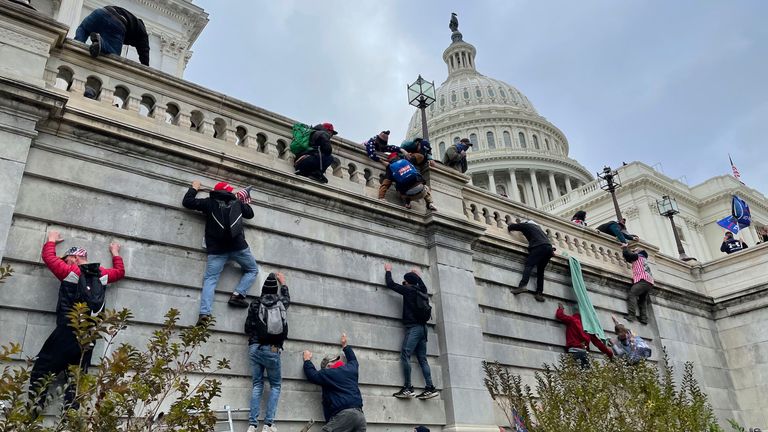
[428,111,568,146]
[466,151,593,181]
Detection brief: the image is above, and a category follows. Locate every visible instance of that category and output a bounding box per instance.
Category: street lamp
[656,195,696,261]
[408,75,436,141]
[597,166,623,221]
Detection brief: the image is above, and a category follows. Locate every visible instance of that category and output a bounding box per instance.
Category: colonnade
[471,168,584,208]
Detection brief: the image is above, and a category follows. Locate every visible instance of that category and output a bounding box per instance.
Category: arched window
[487,87,495,97]
[440,95,445,106]
[190,110,204,132]
[438,141,446,158]
[503,131,512,147]
[84,76,101,99]
[113,86,130,109]
[276,139,288,158]
[138,94,155,117]
[499,88,507,98]
[469,133,478,150]
[545,138,550,150]
[463,89,470,100]
[54,66,73,91]
[235,126,248,146]
[256,133,267,152]
[533,134,540,149]
[213,118,227,139]
[486,131,496,149]
[475,88,482,98]
[165,103,179,124]
[451,92,457,102]
[518,132,527,148]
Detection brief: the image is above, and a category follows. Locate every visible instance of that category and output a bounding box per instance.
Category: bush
[0,304,229,431]
[483,352,725,432]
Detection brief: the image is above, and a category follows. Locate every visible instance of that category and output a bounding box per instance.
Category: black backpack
[76,263,106,314]
[211,199,243,240]
[413,290,432,324]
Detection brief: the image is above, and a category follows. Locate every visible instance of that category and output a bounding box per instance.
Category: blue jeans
[295,152,334,175]
[400,324,433,388]
[74,8,125,56]
[249,344,282,425]
[608,223,629,243]
[199,248,259,315]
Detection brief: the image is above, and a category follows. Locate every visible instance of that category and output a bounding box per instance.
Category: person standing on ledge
[442,138,472,173]
[622,246,654,325]
[182,180,259,325]
[294,123,337,184]
[74,6,150,66]
[720,231,748,254]
[508,218,555,302]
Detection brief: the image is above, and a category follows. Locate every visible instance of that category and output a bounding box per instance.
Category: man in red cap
[183,179,258,325]
[294,122,337,183]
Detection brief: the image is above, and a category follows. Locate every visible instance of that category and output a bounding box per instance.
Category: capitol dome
[407,18,593,208]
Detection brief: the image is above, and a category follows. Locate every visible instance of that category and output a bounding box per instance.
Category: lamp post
[656,195,695,261]
[597,166,623,221]
[407,75,436,141]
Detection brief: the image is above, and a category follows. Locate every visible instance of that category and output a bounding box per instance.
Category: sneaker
[247,425,259,432]
[510,286,528,295]
[88,32,101,58]
[393,387,415,399]
[534,293,545,302]
[228,292,249,308]
[195,314,211,327]
[263,424,277,432]
[416,387,440,400]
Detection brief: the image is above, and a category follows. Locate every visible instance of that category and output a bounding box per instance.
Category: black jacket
[105,6,150,66]
[596,221,636,239]
[507,222,551,249]
[385,271,428,326]
[303,346,363,421]
[182,188,254,254]
[297,125,333,157]
[721,238,747,254]
[244,284,290,347]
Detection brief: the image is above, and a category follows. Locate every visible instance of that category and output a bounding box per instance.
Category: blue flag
[731,195,751,228]
[717,216,740,234]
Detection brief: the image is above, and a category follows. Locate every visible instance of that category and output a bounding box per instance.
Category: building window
[138,95,155,117]
[439,141,446,158]
[545,138,550,150]
[518,185,526,204]
[469,133,478,150]
[440,95,445,106]
[499,88,507,98]
[463,89,470,100]
[518,132,527,148]
[488,87,495,97]
[476,88,482,98]
[533,135,540,149]
[486,131,496,149]
[503,131,512,147]
[547,188,553,201]
[451,92,457,102]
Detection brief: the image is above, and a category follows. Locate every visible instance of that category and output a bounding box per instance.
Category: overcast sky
[185,1,768,195]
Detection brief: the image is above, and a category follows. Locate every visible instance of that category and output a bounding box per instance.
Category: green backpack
[290,123,313,155]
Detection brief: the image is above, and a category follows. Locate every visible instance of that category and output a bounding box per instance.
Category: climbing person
[364,130,405,166]
[244,273,290,432]
[382,153,437,211]
[303,333,366,432]
[29,230,125,411]
[74,6,150,66]
[622,246,653,324]
[720,231,748,254]
[384,264,439,400]
[611,316,652,364]
[400,138,435,170]
[596,218,638,246]
[555,303,613,368]
[442,138,472,173]
[182,180,259,325]
[571,210,587,226]
[294,123,338,184]
[508,218,555,302]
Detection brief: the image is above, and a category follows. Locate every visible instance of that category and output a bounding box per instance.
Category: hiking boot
[88,32,101,58]
[534,293,545,302]
[416,386,440,400]
[247,425,259,432]
[510,286,528,295]
[262,424,277,432]
[196,314,211,327]
[228,292,249,308]
[393,387,415,399]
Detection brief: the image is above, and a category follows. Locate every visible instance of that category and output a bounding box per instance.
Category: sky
[185,1,768,195]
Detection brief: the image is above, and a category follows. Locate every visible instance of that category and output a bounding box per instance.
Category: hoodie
[385,271,429,326]
[182,188,255,254]
[507,221,552,249]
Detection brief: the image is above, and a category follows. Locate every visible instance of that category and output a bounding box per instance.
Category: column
[548,171,560,200]
[509,169,520,202]
[529,169,542,207]
[56,0,85,38]
[565,176,573,193]
[487,171,497,194]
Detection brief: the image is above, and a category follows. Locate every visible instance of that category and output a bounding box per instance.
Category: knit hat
[321,355,342,369]
[60,246,87,260]
[261,273,279,295]
[403,272,421,285]
[460,138,472,146]
[322,122,338,135]
[415,426,430,432]
[213,181,234,192]
[378,130,390,142]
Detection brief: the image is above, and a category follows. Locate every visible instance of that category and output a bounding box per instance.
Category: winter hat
[213,181,234,192]
[378,130,390,142]
[637,249,649,259]
[403,272,421,285]
[322,122,338,135]
[261,273,279,295]
[60,246,87,260]
[415,426,430,432]
[460,138,472,146]
[321,355,343,369]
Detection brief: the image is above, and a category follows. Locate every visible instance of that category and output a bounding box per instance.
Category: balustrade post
[126,96,141,113]
[152,104,167,124]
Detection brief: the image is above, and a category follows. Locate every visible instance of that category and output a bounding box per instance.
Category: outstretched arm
[101,242,125,283]
[384,264,407,295]
[590,334,614,359]
[41,231,74,280]
[182,181,207,211]
[555,304,579,326]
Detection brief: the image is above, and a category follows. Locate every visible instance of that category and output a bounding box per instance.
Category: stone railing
[541,178,601,212]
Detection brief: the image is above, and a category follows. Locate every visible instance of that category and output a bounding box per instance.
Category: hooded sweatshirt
[507,221,551,250]
[182,188,255,254]
[244,274,291,348]
[385,271,429,326]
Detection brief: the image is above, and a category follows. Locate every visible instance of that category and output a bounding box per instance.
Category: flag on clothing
[729,154,743,184]
[512,409,529,432]
[731,195,751,228]
[717,216,740,235]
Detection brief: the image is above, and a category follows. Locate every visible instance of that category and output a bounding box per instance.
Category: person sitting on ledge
[74,6,150,66]
[571,210,588,226]
[364,130,405,166]
[294,123,337,184]
[507,217,555,302]
[596,218,638,246]
[383,153,437,211]
[442,138,472,173]
[720,231,748,254]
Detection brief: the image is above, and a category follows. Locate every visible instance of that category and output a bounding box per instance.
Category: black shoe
[228,293,249,308]
[416,387,440,400]
[510,286,528,295]
[89,32,101,58]
[196,314,211,327]
[308,173,328,184]
[639,317,648,325]
[393,387,415,399]
[534,293,545,302]
[624,314,635,323]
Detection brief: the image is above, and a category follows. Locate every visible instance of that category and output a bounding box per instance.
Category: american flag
[235,186,253,204]
[729,154,744,184]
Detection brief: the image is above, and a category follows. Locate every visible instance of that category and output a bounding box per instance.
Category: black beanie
[415,426,430,432]
[262,273,278,295]
[404,272,421,285]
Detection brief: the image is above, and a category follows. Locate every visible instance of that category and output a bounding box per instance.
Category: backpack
[211,199,243,240]
[76,263,106,314]
[389,159,419,185]
[290,122,313,155]
[413,290,432,324]
[255,297,288,342]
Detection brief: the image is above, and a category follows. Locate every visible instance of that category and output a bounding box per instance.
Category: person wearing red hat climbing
[183,180,258,325]
[294,122,338,183]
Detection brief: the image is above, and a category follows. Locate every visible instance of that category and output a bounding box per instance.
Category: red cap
[387,152,399,161]
[213,181,234,192]
[322,122,338,135]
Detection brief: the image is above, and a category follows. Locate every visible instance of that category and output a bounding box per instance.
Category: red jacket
[555,307,613,359]
[42,241,125,326]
